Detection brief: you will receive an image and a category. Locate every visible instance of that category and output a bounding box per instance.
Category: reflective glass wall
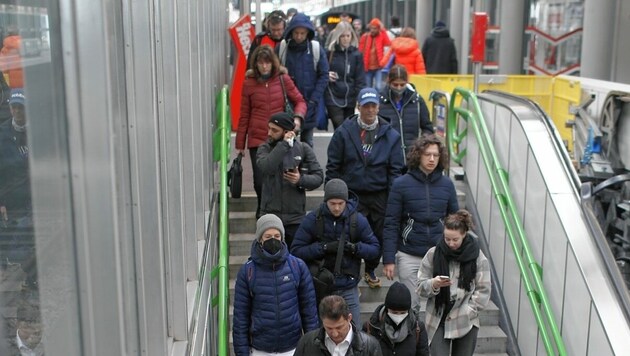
[0,0,229,355]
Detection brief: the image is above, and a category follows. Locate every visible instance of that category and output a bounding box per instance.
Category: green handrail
[447,87,567,356]
[211,85,230,356]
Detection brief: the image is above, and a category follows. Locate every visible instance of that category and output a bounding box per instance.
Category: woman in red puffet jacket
[236,44,306,218]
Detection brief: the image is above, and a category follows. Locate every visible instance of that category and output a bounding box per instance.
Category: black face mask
[262,238,282,255]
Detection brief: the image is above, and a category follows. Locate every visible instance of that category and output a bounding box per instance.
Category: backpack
[246,254,301,297]
[278,39,320,70]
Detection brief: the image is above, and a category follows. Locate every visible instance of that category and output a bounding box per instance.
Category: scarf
[432,234,479,312]
[287,39,308,52]
[12,118,27,132]
[356,116,378,131]
[380,308,410,344]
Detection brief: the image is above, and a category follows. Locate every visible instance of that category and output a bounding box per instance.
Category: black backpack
[228,153,243,198]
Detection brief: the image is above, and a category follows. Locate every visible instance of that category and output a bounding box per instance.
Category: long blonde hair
[326,21,359,52]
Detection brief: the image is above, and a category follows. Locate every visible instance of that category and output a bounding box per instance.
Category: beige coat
[417,244,491,343]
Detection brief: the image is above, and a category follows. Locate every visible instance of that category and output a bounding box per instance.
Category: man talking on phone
[257,112,324,248]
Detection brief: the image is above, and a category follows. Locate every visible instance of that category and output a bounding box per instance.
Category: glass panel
[0,2,78,355]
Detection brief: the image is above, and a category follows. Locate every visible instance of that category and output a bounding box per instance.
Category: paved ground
[230,130,334,193]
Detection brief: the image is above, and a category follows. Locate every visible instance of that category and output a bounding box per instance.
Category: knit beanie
[269,112,295,131]
[324,179,348,202]
[385,282,411,311]
[255,214,285,241]
[435,20,447,28]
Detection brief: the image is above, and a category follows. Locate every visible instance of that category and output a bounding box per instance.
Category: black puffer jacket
[363,304,429,356]
[325,44,366,109]
[379,85,433,158]
[294,322,383,356]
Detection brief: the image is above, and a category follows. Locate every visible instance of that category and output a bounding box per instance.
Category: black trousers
[327,105,356,130]
[355,190,387,273]
[248,147,262,218]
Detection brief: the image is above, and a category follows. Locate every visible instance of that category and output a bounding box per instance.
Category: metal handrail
[210,85,230,356]
[447,87,567,356]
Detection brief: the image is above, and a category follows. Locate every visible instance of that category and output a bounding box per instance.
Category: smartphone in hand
[438,275,451,281]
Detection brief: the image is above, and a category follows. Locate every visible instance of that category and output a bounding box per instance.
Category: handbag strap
[279,74,290,106]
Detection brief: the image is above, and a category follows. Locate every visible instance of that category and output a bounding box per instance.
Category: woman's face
[339,31,352,48]
[389,78,408,91]
[444,228,466,250]
[420,143,440,174]
[256,59,272,76]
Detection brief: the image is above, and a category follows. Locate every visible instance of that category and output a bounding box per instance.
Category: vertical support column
[415,0,432,46]
[581,0,615,80]
[498,0,525,74]
[450,0,466,74]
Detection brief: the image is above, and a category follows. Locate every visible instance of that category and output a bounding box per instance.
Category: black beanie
[385,282,411,311]
[324,179,348,201]
[269,112,295,131]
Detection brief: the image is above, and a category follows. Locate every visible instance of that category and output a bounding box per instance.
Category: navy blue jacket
[325,116,404,193]
[291,194,381,290]
[232,240,319,355]
[382,168,458,264]
[278,13,329,130]
[379,85,433,157]
[325,44,365,109]
[0,120,30,213]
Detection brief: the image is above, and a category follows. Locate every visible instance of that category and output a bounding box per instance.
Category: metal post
[255,0,262,34]
[473,62,481,93]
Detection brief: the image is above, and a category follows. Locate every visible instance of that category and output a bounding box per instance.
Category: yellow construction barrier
[409,74,581,152]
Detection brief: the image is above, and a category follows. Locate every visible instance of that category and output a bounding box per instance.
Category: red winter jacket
[359,30,391,71]
[235,70,306,150]
[380,37,426,74]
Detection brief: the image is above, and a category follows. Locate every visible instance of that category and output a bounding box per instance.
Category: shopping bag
[228,153,243,198]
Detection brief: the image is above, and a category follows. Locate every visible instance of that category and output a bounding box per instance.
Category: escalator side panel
[462,93,630,355]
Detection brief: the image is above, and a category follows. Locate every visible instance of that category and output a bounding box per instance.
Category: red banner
[228,15,255,131]
[471,13,488,63]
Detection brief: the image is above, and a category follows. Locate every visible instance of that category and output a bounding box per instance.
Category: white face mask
[387,312,408,325]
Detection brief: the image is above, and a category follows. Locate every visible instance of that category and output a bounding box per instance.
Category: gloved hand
[344,242,357,255]
[322,241,339,254]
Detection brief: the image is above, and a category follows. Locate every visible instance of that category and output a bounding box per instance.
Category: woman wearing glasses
[381,134,459,313]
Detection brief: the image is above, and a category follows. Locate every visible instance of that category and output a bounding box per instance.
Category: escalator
[448,88,630,355]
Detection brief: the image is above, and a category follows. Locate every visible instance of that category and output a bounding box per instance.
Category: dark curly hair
[406,134,449,171]
[248,45,281,79]
[444,209,475,235]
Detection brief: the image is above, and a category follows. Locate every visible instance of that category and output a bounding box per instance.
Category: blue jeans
[365,69,383,91]
[333,286,361,327]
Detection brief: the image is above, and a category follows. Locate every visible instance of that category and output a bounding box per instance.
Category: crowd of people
[233,10,490,356]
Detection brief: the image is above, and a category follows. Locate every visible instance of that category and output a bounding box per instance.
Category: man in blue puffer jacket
[326,87,405,289]
[381,135,459,312]
[277,12,329,146]
[232,214,319,356]
[291,179,381,328]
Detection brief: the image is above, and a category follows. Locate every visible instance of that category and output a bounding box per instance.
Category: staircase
[227,191,509,355]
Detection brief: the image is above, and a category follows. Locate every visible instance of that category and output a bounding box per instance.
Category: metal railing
[447,87,567,356]
[210,85,230,356]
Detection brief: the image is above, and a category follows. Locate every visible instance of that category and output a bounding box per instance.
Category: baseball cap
[9,88,25,105]
[358,87,379,106]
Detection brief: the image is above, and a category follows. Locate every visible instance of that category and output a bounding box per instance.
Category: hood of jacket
[284,13,315,40]
[431,27,451,38]
[391,37,421,55]
[249,238,289,267]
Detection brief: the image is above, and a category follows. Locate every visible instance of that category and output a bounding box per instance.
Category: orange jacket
[359,30,391,70]
[380,37,426,75]
[0,35,24,88]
